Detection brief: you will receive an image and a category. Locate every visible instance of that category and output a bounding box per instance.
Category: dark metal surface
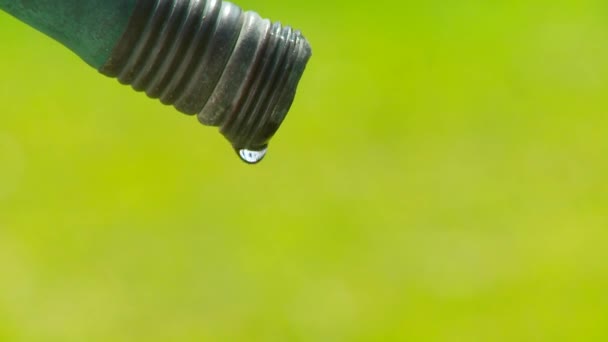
[100,0,312,151]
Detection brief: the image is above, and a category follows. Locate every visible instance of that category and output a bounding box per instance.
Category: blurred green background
[2,0,608,341]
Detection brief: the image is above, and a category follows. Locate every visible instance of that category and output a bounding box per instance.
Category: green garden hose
[0,0,312,164]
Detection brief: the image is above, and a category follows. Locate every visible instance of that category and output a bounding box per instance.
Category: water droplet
[236,145,268,164]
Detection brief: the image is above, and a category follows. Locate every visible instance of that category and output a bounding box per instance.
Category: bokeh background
[2,0,608,341]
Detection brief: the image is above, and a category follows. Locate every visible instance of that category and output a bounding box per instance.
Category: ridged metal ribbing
[100,0,312,149]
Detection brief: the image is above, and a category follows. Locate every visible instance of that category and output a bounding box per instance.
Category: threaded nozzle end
[100,0,311,150]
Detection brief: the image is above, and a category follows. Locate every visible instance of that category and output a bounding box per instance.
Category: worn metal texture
[101,0,312,150]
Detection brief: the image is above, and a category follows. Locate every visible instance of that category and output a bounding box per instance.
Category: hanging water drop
[236,145,268,165]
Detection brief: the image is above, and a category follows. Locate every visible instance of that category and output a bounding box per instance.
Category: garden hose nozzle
[0,0,312,164]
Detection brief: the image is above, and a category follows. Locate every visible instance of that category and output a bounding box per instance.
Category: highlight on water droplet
[236,145,269,165]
